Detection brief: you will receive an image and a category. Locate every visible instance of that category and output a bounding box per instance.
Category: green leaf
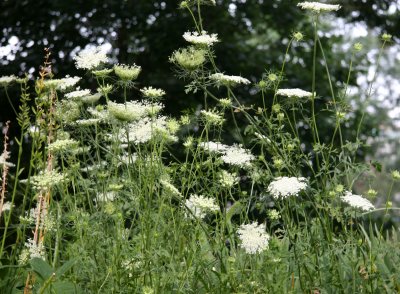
[55,260,76,278]
[51,281,76,294]
[30,258,53,280]
[370,160,382,172]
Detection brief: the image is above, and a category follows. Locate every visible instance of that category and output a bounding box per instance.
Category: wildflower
[114,64,141,81]
[198,141,229,153]
[25,238,45,260]
[180,114,190,125]
[272,104,281,113]
[367,189,377,199]
[218,98,232,108]
[237,222,270,254]
[221,145,255,168]
[277,112,285,121]
[18,249,30,265]
[74,46,108,70]
[218,170,238,188]
[335,184,344,193]
[96,192,117,203]
[267,176,308,199]
[75,118,101,126]
[391,170,400,181]
[0,75,17,87]
[170,46,207,70]
[140,87,166,99]
[273,157,284,169]
[92,68,113,78]
[183,136,194,149]
[200,109,225,126]
[1,201,13,212]
[48,138,79,153]
[297,2,341,13]
[341,191,374,211]
[267,209,280,220]
[293,31,304,42]
[0,150,14,168]
[98,84,113,95]
[381,33,392,42]
[107,101,158,122]
[353,42,363,52]
[65,88,91,99]
[185,194,219,219]
[183,31,219,46]
[31,170,66,190]
[160,179,183,197]
[80,93,102,104]
[276,88,313,98]
[210,73,251,87]
[118,153,137,166]
[166,118,180,133]
[43,76,81,91]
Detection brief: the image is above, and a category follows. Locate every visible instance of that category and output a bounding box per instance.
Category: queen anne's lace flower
[210,73,250,86]
[114,64,141,81]
[276,88,313,98]
[297,2,341,13]
[237,222,270,254]
[183,31,219,46]
[267,177,307,198]
[140,87,166,99]
[44,76,81,91]
[341,191,374,211]
[65,89,91,99]
[200,109,225,126]
[160,180,183,197]
[108,101,161,122]
[48,139,79,153]
[221,145,255,168]
[0,75,17,87]
[74,46,108,70]
[31,170,66,190]
[185,194,219,219]
[198,141,229,153]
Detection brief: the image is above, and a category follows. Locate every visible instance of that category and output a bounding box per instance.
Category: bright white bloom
[237,222,270,254]
[198,141,229,153]
[48,139,79,153]
[297,2,341,13]
[25,238,45,260]
[210,73,251,86]
[140,87,166,99]
[0,75,17,87]
[65,89,91,99]
[185,194,219,219]
[43,76,81,91]
[31,170,66,190]
[75,118,101,126]
[1,201,13,212]
[341,191,374,211]
[221,145,255,168]
[114,64,141,81]
[74,46,108,70]
[96,192,117,202]
[80,93,102,104]
[87,107,110,121]
[119,116,176,144]
[118,153,138,166]
[267,176,308,199]
[108,101,161,122]
[276,88,313,98]
[183,31,219,46]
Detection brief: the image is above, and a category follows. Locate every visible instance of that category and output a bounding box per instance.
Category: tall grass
[0,1,399,293]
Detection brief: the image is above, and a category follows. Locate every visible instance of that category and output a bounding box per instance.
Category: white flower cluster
[114,64,141,81]
[96,191,117,203]
[48,138,79,153]
[218,170,238,188]
[210,73,251,86]
[0,75,17,87]
[140,87,166,99]
[237,222,270,254]
[108,101,162,122]
[1,201,13,212]
[267,176,308,199]
[183,31,219,46]
[31,170,66,190]
[185,194,219,219]
[297,2,341,13]
[65,88,91,99]
[199,141,255,168]
[341,191,374,211]
[25,238,45,260]
[74,46,108,70]
[118,116,177,144]
[43,76,81,92]
[276,88,313,98]
[0,150,14,168]
[80,93,102,104]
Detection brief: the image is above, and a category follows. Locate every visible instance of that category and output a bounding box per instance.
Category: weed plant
[0,1,399,293]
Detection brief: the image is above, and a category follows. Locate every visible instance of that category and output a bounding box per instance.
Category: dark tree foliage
[0,0,397,156]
